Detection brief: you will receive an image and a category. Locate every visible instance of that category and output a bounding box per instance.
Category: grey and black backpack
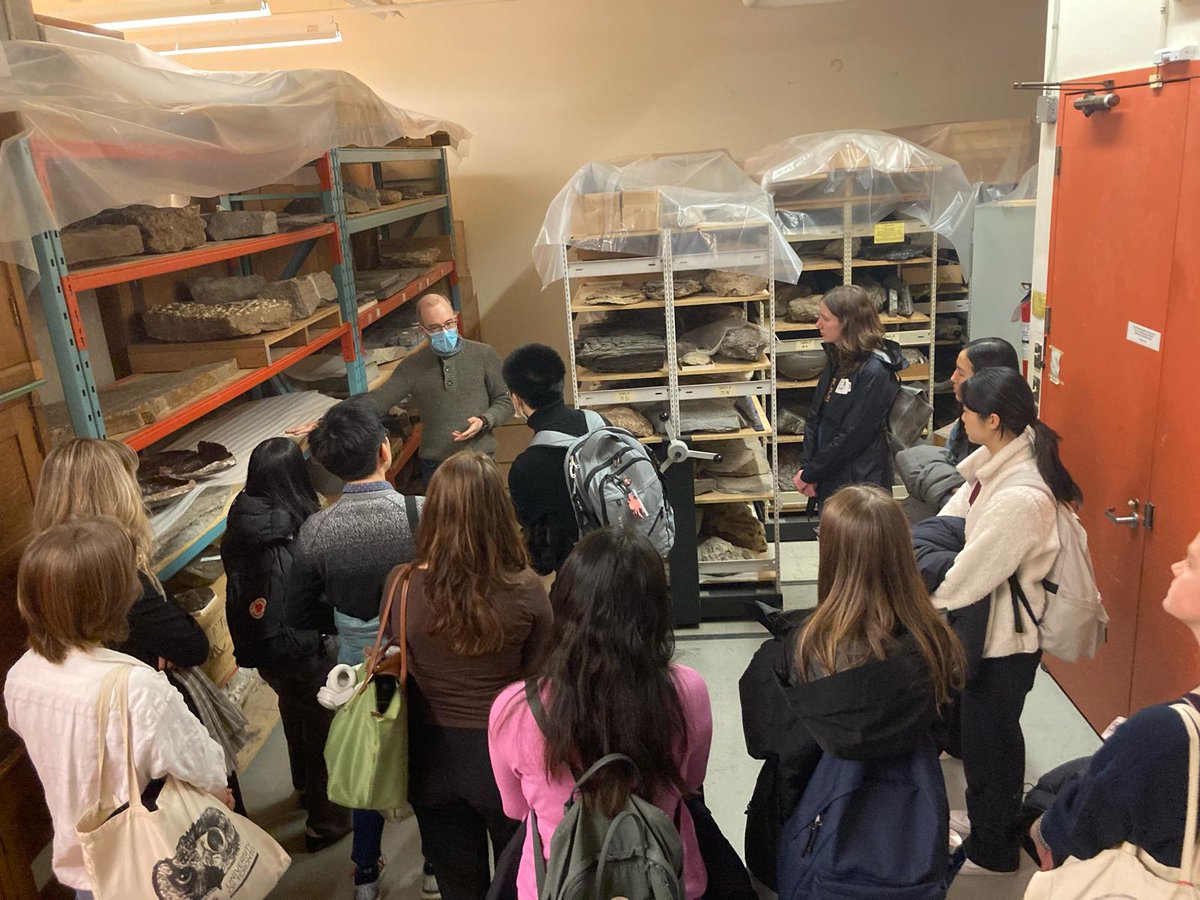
[524,679,685,900]
[529,409,675,557]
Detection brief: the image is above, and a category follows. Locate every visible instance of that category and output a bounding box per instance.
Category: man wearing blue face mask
[366,292,514,485]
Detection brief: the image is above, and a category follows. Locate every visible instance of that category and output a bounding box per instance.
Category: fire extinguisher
[1014,282,1032,377]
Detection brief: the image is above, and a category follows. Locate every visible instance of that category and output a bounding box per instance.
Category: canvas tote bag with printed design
[76,665,289,899]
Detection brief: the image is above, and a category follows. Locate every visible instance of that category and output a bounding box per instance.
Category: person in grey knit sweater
[285,397,425,900]
[369,293,513,484]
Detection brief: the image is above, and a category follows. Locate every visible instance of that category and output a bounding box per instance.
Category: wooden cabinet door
[0,263,42,397]
[1039,68,1189,729]
[1129,68,1200,712]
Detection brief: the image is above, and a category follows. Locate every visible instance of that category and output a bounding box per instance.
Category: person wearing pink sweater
[488,528,714,899]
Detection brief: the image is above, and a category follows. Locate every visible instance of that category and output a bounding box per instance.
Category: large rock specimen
[823,237,861,260]
[596,405,655,437]
[788,295,823,323]
[188,274,267,305]
[855,276,888,312]
[677,342,712,367]
[716,323,770,361]
[778,445,805,491]
[60,224,144,266]
[701,502,768,552]
[698,535,757,562]
[345,185,382,210]
[697,439,764,478]
[379,188,419,204]
[703,270,768,297]
[205,210,277,242]
[345,195,371,215]
[859,240,926,261]
[883,273,914,316]
[576,329,666,373]
[777,407,807,435]
[260,273,328,319]
[778,351,827,382]
[93,205,206,253]
[143,298,293,342]
[642,277,703,301]
[655,399,741,434]
[381,245,441,268]
[577,283,645,306]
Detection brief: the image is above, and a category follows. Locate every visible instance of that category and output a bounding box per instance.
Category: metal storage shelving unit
[769,171,943,527]
[24,140,461,578]
[561,223,782,625]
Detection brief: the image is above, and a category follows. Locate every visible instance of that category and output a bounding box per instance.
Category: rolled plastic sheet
[0,38,470,269]
[532,150,803,287]
[741,131,977,279]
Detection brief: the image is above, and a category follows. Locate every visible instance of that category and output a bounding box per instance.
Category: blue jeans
[352,808,385,875]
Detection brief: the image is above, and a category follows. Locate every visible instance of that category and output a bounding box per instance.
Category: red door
[1129,68,1200,712]
[1039,68,1189,729]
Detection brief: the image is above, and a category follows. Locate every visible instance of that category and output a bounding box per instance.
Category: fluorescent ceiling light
[152,22,342,55]
[94,1,271,30]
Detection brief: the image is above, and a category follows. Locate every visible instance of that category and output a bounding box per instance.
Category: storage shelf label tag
[1126,321,1162,352]
[873,222,906,244]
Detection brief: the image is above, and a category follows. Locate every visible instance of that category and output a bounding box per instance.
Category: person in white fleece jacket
[5,518,228,899]
[932,367,1082,877]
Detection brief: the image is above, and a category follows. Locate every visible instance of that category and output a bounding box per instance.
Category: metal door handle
[1104,499,1140,530]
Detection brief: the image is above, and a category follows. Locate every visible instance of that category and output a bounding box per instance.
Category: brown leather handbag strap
[355,566,407,697]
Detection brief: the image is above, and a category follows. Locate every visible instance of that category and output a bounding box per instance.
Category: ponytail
[960,368,1083,506]
[1032,420,1083,506]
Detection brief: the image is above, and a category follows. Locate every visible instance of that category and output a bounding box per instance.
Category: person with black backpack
[740,485,965,897]
[502,343,602,576]
[487,528,715,899]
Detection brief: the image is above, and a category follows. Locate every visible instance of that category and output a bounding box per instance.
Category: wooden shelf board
[695,490,774,505]
[797,258,843,271]
[635,395,773,444]
[345,195,449,234]
[775,312,930,333]
[776,434,806,444]
[698,569,778,585]
[851,256,934,268]
[578,355,770,382]
[570,290,770,313]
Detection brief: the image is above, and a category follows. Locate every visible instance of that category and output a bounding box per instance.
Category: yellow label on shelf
[873,221,906,244]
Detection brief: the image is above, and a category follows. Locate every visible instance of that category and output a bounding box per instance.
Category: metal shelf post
[323,149,370,395]
[438,148,463,312]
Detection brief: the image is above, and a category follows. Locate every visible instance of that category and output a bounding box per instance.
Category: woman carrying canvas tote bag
[3,518,285,899]
[1023,530,1200,899]
[77,666,289,899]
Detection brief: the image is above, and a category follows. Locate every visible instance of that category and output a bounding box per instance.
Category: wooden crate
[127,306,343,372]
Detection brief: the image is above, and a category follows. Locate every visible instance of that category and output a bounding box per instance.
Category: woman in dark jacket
[221,436,349,850]
[740,485,964,892]
[794,285,904,509]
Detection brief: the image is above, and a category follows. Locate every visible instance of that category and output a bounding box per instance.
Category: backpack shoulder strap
[523,677,552,893]
[524,677,550,734]
[404,494,419,534]
[528,429,577,450]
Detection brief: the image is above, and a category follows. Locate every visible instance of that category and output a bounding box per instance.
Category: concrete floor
[239,542,1102,899]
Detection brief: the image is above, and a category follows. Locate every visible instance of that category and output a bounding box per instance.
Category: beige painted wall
[186,0,1046,362]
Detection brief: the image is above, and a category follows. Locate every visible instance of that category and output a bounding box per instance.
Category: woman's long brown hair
[795,485,965,706]
[823,284,885,370]
[414,451,530,656]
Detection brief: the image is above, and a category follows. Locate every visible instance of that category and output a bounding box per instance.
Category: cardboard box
[458,273,480,340]
[453,219,469,274]
[570,191,661,237]
[903,263,965,287]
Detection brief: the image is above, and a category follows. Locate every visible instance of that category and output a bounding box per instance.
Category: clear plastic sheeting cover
[0,39,470,269]
[533,151,803,287]
[741,131,977,279]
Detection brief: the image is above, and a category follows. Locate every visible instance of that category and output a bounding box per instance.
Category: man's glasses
[422,317,458,334]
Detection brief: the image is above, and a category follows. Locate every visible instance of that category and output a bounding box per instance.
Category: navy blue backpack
[777,739,949,899]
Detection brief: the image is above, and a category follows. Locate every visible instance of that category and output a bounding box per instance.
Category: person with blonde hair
[793,285,906,509]
[741,485,964,892]
[33,439,209,672]
[4,517,228,900]
[392,451,552,899]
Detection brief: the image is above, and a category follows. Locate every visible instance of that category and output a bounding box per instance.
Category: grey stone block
[59,224,144,266]
[143,298,293,342]
[188,275,267,305]
[93,205,207,254]
[205,210,277,242]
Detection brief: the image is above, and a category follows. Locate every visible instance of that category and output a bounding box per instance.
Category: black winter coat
[221,492,321,669]
[739,613,941,888]
[801,341,904,505]
[111,572,209,669]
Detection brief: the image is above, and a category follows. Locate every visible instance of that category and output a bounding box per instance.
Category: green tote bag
[324,566,411,811]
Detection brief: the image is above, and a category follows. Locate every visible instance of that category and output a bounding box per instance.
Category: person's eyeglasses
[421,317,458,334]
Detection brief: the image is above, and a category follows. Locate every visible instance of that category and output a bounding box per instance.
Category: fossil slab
[703,270,768,297]
[188,274,267,305]
[143,298,293,341]
[642,277,703,301]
